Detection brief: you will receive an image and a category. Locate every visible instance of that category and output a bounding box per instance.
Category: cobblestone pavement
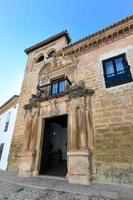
[0,171,132,200]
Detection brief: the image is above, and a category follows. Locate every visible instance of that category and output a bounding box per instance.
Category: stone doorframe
[18,86,95,185]
[33,112,69,177]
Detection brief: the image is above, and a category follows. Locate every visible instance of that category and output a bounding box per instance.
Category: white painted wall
[0,104,18,170]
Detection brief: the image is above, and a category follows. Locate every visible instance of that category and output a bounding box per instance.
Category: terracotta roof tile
[64,15,133,50]
[25,30,71,54]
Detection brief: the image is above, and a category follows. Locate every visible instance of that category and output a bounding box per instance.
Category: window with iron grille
[103,54,132,88]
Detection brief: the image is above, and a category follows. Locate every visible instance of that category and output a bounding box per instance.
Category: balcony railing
[37,76,71,100]
[104,67,132,88]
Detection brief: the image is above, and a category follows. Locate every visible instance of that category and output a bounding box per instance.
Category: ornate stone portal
[18,51,95,184]
[18,83,95,185]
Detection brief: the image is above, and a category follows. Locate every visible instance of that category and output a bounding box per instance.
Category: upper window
[4,112,11,132]
[47,50,56,59]
[51,78,65,95]
[103,54,132,88]
[36,55,44,63]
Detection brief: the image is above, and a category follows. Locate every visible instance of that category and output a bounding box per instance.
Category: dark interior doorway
[39,114,68,177]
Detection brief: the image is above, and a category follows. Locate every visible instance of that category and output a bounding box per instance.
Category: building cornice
[63,15,133,56]
[0,95,19,115]
[25,30,71,54]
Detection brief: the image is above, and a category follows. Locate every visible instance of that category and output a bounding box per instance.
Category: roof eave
[24,30,71,55]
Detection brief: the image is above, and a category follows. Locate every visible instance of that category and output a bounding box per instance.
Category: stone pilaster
[67,150,90,185]
[85,96,96,175]
[23,111,33,151]
[29,113,39,151]
[68,100,78,151]
[77,105,87,150]
[18,151,36,177]
[18,108,39,177]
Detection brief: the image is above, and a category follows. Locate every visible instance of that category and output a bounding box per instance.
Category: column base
[33,170,39,176]
[18,151,36,177]
[67,150,90,185]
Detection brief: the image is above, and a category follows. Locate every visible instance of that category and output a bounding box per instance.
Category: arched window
[47,50,56,59]
[36,55,44,63]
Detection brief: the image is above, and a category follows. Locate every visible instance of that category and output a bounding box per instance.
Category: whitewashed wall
[0,104,18,170]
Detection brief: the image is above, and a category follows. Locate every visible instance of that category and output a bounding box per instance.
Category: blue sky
[0,0,133,106]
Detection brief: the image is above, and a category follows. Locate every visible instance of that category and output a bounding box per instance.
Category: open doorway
[39,114,68,177]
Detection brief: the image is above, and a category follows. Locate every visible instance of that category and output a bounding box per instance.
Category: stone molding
[62,16,133,57]
[0,95,19,115]
[68,84,95,99]
[67,150,90,156]
[25,30,71,54]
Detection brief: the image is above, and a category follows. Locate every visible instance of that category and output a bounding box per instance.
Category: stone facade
[8,16,133,185]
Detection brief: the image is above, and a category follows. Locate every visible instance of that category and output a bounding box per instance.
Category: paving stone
[0,171,133,200]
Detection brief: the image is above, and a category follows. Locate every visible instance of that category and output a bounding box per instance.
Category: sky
[0,0,133,106]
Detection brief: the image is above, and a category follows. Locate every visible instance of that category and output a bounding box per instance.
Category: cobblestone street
[0,171,133,200]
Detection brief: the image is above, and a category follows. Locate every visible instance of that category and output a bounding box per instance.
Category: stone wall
[8,22,133,184]
[8,37,68,170]
[76,34,133,184]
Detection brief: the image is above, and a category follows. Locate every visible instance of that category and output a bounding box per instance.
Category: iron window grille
[103,54,132,88]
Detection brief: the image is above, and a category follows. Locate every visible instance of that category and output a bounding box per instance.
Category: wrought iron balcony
[37,76,71,100]
[104,67,132,88]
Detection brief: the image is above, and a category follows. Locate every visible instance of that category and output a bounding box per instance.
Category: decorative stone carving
[61,53,78,66]
[38,63,50,86]
[68,81,95,98]
[49,99,60,115]
[40,105,48,117]
[24,95,38,111]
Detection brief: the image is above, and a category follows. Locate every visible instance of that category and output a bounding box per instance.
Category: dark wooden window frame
[51,77,66,95]
[37,76,71,100]
[102,53,132,88]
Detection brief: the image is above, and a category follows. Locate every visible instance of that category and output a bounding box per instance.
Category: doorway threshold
[38,175,66,181]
